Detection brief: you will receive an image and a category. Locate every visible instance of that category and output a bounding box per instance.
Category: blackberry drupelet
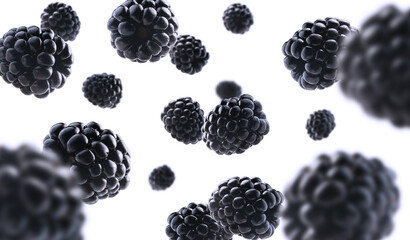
[223,3,254,34]
[161,97,204,144]
[0,26,73,98]
[306,109,335,140]
[282,18,357,90]
[149,165,175,190]
[209,177,283,239]
[166,202,233,240]
[41,2,81,41]
[82,73,122,109]
[216,80,242,99]
[283,152,400,240]
[107,0,179,63]
[202,94,269,155]
[43,121,131,204]
[170,35,210,74]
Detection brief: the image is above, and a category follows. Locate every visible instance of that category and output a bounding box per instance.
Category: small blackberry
[43,121,131,204]
[306,109,335,140]
[209,177,283,239]
[0,26,73,98]
[107,0,179,63]
[82,73,122,109]
[216,80,242,99]
[283,152,400,240]
[41,2,81,41]
[202,94,269,155]
[282,18,357,90]
[170,35,210,74]
[149,165,175,190]
[223,3,254,34]
[161,97,204,144]
[166,202,233,240]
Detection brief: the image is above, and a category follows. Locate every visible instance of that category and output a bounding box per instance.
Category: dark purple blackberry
[161,97,204,144]
[43,121,131,204]
[82,73,122,109]
[107,0,179,63]
[41,2,81,41]
[306,109,335,140]
[216,80,242,99]
[282,18,357,90]
[0,145,84,240]
[209,177,283,239]
[223,3,254,34]
[166,202,233,240]
[0,26,73,98]
[202,94,269,155]
[170,35,210,75]
[149,165,175,190]
[283,152,400,240]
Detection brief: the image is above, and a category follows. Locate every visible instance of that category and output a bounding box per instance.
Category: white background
[0,0,409,239]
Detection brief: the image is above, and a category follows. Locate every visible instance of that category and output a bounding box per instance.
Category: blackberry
[166,202,233,240]
[202,94,269,155]
[283,152,400,240]
[216,80,242,99]
[0,145,84,240]
[82,73,122,109]
[170,35,210,75]
[161,97,204,144]
[282,18,357,90]
[41,2,81,41]
[223,3,254,34]
[43,121,131,204]
[0,26,73,98]
[149,165,175,190]
[306,109,335,140]
[209,177,283,239]
[107,0,179,63]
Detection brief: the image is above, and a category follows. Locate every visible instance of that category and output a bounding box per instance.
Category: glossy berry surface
[149,165,175,190]
[223,3,254,34]
[82,73,122,109]
[306,109,335,140]
[216,80,242,99]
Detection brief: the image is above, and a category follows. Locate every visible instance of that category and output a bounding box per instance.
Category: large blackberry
[161,97,204,144]
[209,177,283,239]
[0,26,73,98]
[107,0,179,63]
[166,202,233,240]
[82,73,122,109]
[283,152,400,240]
[202,94,269,155]
[149,164,175,190]
[0,145,84,240]
[282,18,357,90]
[216,80,242,99]
[223,3,254,34]
[41,2,81,41]
[170,35,210,74]
[43,121,131,204]
[306,109,335,140]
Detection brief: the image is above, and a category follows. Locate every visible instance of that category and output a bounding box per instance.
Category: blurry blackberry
[82,73,122,109]
[41,2,81,41]
[43,121,131,204]
[209,177,283,239]
[282,18,357,90]
[283,152,400,240]
[306,109,335,140]
[149,165,175,190]
[202,94,269,155]
[223,3,254,34]
[166,202,233,240]
[216,80,242,99]
[0,145,84,240]
[170,35,210,74]
[161,97,204,144]
[0,26,73,98]
[107,0,179,63]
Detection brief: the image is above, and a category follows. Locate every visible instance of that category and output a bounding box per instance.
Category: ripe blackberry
[166,202,233,240]
[43,121,131,204]
[107,0,179,63]
[282,18,357,90]
[283,152,400,240]
[41,2,81,41]
[216,80,242,99]
[306,109,335,140]
[202,94,269,155]
[161,97,204,144]
[82,73,122,109]
[170,35,210,74]
[0,145,84,240]
[0,26,73,98]
[149,165,175,190]
[209,177,283,239]
[223,3,254,34]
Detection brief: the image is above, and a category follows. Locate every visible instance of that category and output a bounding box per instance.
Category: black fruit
[216,80,242,99]
[306,109,335,140]
[149,165,175,190]
[223,3,254,34]
[82,73,122,109]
